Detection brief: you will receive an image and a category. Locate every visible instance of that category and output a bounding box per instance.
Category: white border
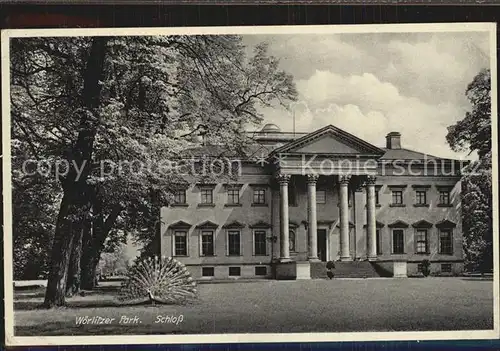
[2,22,499,346]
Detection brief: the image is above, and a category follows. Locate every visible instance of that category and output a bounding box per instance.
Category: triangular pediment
[169,220,192,229]
[222,220,246,229]
[435,219,456,229]
[388,220,409,228]
[271,125,384,156]
[196,220,219,229]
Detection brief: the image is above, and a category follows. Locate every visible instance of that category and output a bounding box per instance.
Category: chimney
[386,132,401,149]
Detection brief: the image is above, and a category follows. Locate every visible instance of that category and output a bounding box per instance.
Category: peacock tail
[118,255,198,305]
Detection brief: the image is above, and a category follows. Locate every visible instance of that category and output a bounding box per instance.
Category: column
[277,174,291,261]
[366,175,377,260]
[339,174,351,261]
[307,174,319,261]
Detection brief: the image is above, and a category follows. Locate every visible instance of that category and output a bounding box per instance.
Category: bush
[421,259,431,277]
[326,261,335,270]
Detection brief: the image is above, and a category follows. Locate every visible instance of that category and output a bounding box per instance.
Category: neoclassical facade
[160,124,464,279]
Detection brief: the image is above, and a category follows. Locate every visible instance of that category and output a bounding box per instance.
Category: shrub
[421,259,431,277]
[326,261,335,270]
[118,256,198,305]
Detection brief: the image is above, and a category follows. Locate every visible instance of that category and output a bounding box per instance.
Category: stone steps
[310,261,381,279]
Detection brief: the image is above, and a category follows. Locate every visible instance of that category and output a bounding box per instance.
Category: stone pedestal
[296,261,311,280]
[275,261,296,280]
[393,260,408,278]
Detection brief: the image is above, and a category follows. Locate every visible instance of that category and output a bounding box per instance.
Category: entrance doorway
[317,229,327,262]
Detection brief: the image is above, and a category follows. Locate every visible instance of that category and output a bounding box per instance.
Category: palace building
[160,124,464,279]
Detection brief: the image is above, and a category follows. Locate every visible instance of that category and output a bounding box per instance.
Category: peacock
[118,256,198,305]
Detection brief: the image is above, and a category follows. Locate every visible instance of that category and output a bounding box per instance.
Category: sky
[242,31,491,159]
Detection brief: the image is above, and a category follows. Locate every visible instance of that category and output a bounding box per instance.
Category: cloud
[261,71,469,159]
[243,30,490,160]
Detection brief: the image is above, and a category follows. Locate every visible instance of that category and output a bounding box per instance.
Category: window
[201,230,214,256]
[415,229,428,254]
[439,191,451,205]
[441,263,452,273]
[253,189,266,204]
[289,229,296,252]
[202,267,214,277]
[376,229,381,254]
[392,191,403,205]
[439,229,453,254]
[415,190,427,205]
[173,190,186,204]
[375,189,380,205]
[200,188,213,204]
[254,230,267,256]
[316,190,326,204]
[417,263,423,273]
[229,267,241,276]
[255,266,267,276]
[227,188,240,205]
[392,229,404,254]
[174,231,187,256]
[228,230,241,256]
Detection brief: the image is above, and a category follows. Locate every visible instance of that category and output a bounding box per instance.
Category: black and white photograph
[2,23,498,345]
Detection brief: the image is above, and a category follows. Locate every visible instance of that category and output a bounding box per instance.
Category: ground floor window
[289,229,296,252]
[228,230,241,256]
[415,229,428,254]
[392,229,404,254]
[255,266,267,276]
[229,266,241,276]
[254,230,267,255]
[174,231,187,256]
[202,267,214,277]
[439,229,453,254]
[376,229,381,254]
[201,230,214,256]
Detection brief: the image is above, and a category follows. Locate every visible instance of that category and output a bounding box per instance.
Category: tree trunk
[66,221,88,297]
[43,193,81,307]
[80,204,122,290]
[43,37,108,307]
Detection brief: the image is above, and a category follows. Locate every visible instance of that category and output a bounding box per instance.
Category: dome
[261,123,281,132]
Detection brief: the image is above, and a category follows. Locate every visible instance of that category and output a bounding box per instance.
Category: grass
[13,278,494,335]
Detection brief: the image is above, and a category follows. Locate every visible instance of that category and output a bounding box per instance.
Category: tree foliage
[446,69,492,272]
[10,35,297,305]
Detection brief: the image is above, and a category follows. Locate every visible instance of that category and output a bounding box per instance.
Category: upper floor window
[227,188,240,205]
[316,190,326,204]
[392,191,403,205]
[375,189,380,205]
[415,190,427,205]
[173,190,186,204]
[439,190,451,205]
[253,188,266,205]
[200,188,213,204]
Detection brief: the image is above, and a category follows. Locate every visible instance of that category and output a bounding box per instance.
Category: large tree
[10,36,297,307]
[446,69,492,272]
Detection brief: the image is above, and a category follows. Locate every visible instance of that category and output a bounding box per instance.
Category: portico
[275,172,379,262]
[269,125,385,263]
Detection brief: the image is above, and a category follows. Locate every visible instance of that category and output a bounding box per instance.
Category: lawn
[13,278,494,336]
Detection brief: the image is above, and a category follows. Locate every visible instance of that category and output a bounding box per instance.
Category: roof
[380,148,452,161]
